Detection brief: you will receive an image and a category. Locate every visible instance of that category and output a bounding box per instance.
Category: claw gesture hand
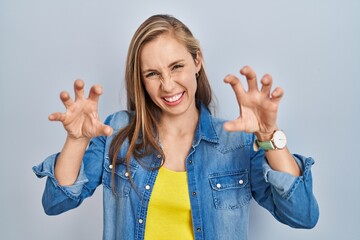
[49,80,113,140]
[223,66,284,141]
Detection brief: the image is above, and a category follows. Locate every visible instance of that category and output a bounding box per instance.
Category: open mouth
[163,92,184,104]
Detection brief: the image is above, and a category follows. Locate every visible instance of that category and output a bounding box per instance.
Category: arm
[33,135,107,215]
[250,146,319,228]
[49,80,112,185]
[33,79,113,215]
[224,66,300,176]
[223,66,319,227]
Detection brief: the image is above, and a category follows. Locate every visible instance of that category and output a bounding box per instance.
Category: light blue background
[1,0,359,239]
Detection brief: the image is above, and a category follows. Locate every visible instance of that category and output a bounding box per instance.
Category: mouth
[162,92,184,104]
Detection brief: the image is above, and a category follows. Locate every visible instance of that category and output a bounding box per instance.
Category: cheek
[187,73,198,93]
[190,77,197,92]
[145,86,154,98]
[143,82,157,100]
[182,77,197,95]
[180,69,197,87]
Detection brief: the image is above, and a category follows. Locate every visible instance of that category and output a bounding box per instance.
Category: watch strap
[255,139,275,151]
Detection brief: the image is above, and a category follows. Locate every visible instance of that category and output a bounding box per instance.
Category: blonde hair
[109,14,212,184]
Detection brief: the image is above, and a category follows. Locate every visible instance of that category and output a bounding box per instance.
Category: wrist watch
[255,130,287,151]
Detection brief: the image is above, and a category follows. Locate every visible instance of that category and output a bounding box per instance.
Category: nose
[160,72,175,92]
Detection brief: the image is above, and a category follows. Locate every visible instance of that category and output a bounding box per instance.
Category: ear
[194,50,202,72]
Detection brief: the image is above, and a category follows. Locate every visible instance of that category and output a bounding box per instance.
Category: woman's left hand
[223,66,284,141]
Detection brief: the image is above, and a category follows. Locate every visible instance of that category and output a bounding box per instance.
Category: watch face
[273,130,287,149]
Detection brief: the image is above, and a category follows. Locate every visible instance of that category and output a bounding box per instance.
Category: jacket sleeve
[32,115,114,215]
[249,139,319,229]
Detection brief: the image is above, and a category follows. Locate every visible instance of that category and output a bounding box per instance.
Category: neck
[158,107,199,139]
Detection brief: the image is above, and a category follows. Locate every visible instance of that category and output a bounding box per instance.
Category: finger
[95,123,113,136]
[48,112,66,122]
[224,74,246,105]
[60,91,73,108]
[240,66,258,92]
[88,84,103,102]
[97,125,113,136]
[260,74,273,97]
[223,119,246,132]
[74,79,85,100]
[271,87,284,104]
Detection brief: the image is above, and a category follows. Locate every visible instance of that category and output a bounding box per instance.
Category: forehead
[140,34,191,68]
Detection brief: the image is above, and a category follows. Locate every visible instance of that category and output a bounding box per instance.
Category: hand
[223,66,284,141]
[48,80,113,140]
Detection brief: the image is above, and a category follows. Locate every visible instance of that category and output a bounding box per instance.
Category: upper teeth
[165,93,182,102]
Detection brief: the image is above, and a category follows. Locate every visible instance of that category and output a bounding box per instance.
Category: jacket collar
[193,104,219,147]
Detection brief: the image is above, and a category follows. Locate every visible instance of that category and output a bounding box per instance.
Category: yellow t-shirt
[144,167,194,240]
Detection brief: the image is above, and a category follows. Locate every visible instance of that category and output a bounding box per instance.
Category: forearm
[55,136,90,186]
[265,147,301,177]
[255,128,301,177]
[270,156,319,229]
[251,149,319,229]
[33,134,107,215]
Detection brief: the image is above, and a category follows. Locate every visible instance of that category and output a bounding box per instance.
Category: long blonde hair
[109,14,212,181]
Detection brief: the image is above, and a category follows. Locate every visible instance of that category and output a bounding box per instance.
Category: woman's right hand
[49,79,113,140]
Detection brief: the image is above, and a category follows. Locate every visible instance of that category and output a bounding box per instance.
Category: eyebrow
[142,59,185,74]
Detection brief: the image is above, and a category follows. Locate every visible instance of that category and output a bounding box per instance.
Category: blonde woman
[33,14,319,240]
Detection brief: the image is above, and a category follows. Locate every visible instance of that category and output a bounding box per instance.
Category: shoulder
[104,110,132,130]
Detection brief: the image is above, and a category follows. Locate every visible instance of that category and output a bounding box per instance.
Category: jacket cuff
[32,153,88,199]
[262,154,315,198]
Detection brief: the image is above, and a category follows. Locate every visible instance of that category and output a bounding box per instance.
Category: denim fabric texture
[33,105,319,240]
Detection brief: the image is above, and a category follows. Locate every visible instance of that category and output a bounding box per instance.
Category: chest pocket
[102,156,137,198]
[208,170,251,209]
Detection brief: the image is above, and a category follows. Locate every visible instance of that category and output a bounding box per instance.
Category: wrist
[255,129,287,151]
[66,135,91,146]
[255,128,278,141]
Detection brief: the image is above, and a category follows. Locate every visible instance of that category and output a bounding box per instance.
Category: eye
[146,72,159,78]
[172,64,184,71]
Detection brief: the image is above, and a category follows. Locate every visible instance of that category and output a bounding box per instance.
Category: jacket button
[109,164,113,169]
[239,179,244,185]
[124,172,129,177]
[196,227,201,232]
[192,191,197,196]
[145,185,151,190]
[216,183,221,189]
[157,154,161,159]
[189,160,193,164]
[138,219,143,224]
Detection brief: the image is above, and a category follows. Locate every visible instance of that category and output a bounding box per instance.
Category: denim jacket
[33,106,319,240]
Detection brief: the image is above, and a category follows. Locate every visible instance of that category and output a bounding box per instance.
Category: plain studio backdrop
[1,0,359,239]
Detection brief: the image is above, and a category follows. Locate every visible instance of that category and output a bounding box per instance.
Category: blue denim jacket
[33,106,319,240]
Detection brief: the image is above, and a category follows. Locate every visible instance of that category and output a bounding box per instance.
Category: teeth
[164,93,183,102]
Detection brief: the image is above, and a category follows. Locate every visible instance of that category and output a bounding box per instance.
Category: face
[140,33,201,119]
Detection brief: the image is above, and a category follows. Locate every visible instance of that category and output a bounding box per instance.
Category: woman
[33,14,319,240]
